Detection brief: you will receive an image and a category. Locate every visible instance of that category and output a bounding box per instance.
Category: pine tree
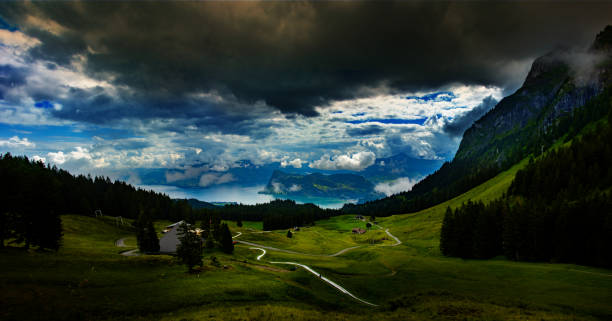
[176,222,203,271]
[143,219,160,253]
[440,206,453,256]
[200,217,210,239]
[136,211,159,253]
[205,230,215,250]
[218,223,234,254]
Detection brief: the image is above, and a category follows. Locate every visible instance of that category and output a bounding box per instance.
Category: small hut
[352,227,366,234]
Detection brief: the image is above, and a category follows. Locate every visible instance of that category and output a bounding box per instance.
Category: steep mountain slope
[344,25,612,216]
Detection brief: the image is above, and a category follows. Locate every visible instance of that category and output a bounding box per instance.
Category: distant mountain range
[179,198,218,209]
[260,170,384,202]
[123,153,443,198]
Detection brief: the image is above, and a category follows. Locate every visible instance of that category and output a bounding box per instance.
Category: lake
[137,184,352,209]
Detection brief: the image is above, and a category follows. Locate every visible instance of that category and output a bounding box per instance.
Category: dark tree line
[0,153,197,221]
[212,199,337,230]
[440,200,505,259]
[0,153,199,249]
[0,154,62,250]
[440,116,612,268]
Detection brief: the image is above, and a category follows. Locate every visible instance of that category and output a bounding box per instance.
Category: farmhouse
[159,221,205,253]
[159,221,184,254]
[352,227,366,234]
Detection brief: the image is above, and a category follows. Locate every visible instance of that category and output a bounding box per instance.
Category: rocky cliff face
[455,26,612,169]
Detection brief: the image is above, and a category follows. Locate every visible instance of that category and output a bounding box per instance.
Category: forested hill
[440,110,612,268]
[0,153,193,222]
[0,153,339,246]
[343,25,612,217]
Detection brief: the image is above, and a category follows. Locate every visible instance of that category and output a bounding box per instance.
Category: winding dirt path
[235,239,362,257]
[249,247,379,306]
[236,225,402,306]
[115,237,139,256]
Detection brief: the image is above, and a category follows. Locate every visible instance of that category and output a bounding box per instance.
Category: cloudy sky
[1,1,610,193]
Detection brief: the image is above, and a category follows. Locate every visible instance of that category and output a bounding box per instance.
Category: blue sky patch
[345,118,427,125]
[34,100,54,109]
[351,112,366,117]
[0,123,133,143]
[406,91,456,102]
[0,17,18,32]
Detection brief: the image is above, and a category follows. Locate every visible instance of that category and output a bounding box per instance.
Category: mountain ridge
[343,25,612,216]
[261,169,383,202]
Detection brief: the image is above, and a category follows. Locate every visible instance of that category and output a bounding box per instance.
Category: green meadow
[2,161,611,320]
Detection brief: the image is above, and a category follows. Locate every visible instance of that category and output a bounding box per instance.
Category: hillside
[3,162,612,320]
[344,25,612,216]
[180,198,218,209]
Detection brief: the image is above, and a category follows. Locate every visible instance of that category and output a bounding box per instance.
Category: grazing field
[2,162,611,320]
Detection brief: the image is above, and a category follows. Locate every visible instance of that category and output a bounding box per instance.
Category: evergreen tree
[205,230,215,250]
[218,223,234,254]
[176,222,203,271]
[286,230,292,238]
[143,219,160,253]
[440,206,454,256]
[200,217,210,239]
[135,212,159,253]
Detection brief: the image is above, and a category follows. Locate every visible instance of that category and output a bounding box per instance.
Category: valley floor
[2,162,611,320]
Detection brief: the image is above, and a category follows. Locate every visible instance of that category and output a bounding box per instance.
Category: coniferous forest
[440,115,612,268]
[0,153,340,250]
[215,199,336,230]
[0,153,194,249]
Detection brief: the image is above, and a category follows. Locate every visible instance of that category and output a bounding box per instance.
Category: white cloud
[270,181,285,193]
[309,151,376,171]
[280,158,304,168]
[199,173,236,187]
[47,147,108,169]
[47,151,66,164]
[289,184,302,192]
[374,177,419,196]
[0,136,35,148]
[32,155,46,163]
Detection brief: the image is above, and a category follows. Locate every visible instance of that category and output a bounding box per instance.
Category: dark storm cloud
[1,1,611,119]
[0,64,27,99]
[49,86,277,138]
[444,96,498,137]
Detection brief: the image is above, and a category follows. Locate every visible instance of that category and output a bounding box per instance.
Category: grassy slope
[2,160,611,320]
[238,215,394,254]
[165,159,612,320]
[0,216,360,321]
[377,157,529,257]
